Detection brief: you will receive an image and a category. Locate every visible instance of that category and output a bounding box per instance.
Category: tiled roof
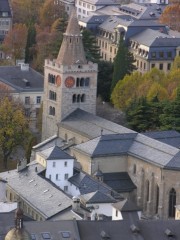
[103,172,136,192]
[0,161,72,219]
[0,66,43,92]
[80,190,117,204]
[39,146,73,160]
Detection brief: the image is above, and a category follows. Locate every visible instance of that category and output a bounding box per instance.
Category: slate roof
[60,108,135,139]
[73,132,180,170]
[39,146,73,160]
[0,161,72,219]
[112,199,141,212]
[0,66,43,92]
[81,0,119,5]
[74,133,137,157]
[79,15,109,24]
[130,28,169,47]
[142,130,180,148]
[80,190,117,204]
[103,172,136,193]
[68,170,113,195]
[0,0,12,17]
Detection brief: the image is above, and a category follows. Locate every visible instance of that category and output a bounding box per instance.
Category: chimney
[72,196,80,211]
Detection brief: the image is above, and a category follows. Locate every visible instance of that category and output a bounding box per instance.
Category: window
[25,108,31,117]
[116,210,118,217]
[49,90,56,101]
[159,63,163,70]
[25,96,30,104]
[159,51,164,58]
[48,74,55,84]
[64,161,67,167]
[64,186,68,191]
[133,164,136,175]
[31,234,36,240]
[53,162,56,167]
[151,63,155,68]
[49,106,55,116]
[144,62,146,70]
[167,52,172,58]
[151,52,156,58]
[167,63,171,70]
[169,188,176,218]
[36,96,41,104]
[64,174,69,180]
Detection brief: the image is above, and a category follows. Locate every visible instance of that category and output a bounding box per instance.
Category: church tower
[42,10,98,140]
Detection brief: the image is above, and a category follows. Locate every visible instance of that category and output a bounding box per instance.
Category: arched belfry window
[76,78,80,87]
[169,188,176,218]
[81,94,85,102]
[72,94,76,103]
[77,94,81,102]
[80,78,84,87]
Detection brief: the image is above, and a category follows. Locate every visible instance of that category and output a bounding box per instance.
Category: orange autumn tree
[159,1,180,31]
[2,23,28,63]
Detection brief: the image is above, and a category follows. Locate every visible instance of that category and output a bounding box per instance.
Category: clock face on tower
[65,76,75,88]
[56,75,61,86]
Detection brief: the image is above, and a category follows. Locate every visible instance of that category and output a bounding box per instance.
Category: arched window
[72,94,76,103]
[81,94,85,102]
[155,185,159,214]
[169,188,176,218]
[133,164,136,175]
[80,78,84,87]
[146,180,150,202]
[76,78,80,87]
[85,77,90,86]
[77,94,81,102]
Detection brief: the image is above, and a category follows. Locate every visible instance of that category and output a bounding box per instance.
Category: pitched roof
[103,172,136,192]
[39,146,73,160]
[74,133,137,157]
[0,66,43,92]
[68,170,112,195]
[56,10,86,65]
[60,108,135,139]
[0,0,12,17]
[80,190,117,204]
[0,161,72,219]
[112,199,141,212]
[142,130,180,148]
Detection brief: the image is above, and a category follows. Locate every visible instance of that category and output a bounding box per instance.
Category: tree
[11,0,44,25]
[2,23,28,63]
[25,23,36,63]
[82,29,101,63]
[111,37,136,92]
[125,97,152,132]
[39,0,67,29]
[0,97,29,169]
[159,2,180,31]
[111,72,143,110]
[97,61,113,101]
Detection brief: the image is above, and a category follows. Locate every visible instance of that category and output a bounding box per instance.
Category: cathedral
[41,10,180,219]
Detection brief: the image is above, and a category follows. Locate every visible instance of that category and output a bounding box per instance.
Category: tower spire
[56,8,86,65]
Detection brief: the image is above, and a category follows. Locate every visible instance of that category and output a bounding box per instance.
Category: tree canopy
[111,37,136,93]
[0,97,29,169]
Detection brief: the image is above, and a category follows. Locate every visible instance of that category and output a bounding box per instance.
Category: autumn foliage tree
[0,97,29,169]
[159,1,180,31]
[2,23,28,63]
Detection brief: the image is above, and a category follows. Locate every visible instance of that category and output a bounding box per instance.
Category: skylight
[61,232,71,238]
[41,233,51,239]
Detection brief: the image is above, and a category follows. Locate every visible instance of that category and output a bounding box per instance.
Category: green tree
[0,97,29,169]
[125,97,152,132]
[97,61,113,101]
[25,135,37,163]
[160,88,180,131]
[25,23,36,63]
[82,29,101,63]
[111,37,136,92]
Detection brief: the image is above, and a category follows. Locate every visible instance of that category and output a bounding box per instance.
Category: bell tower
[42,10,98,140]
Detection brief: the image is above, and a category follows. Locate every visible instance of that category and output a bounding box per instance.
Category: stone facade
[42,11,98,140]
